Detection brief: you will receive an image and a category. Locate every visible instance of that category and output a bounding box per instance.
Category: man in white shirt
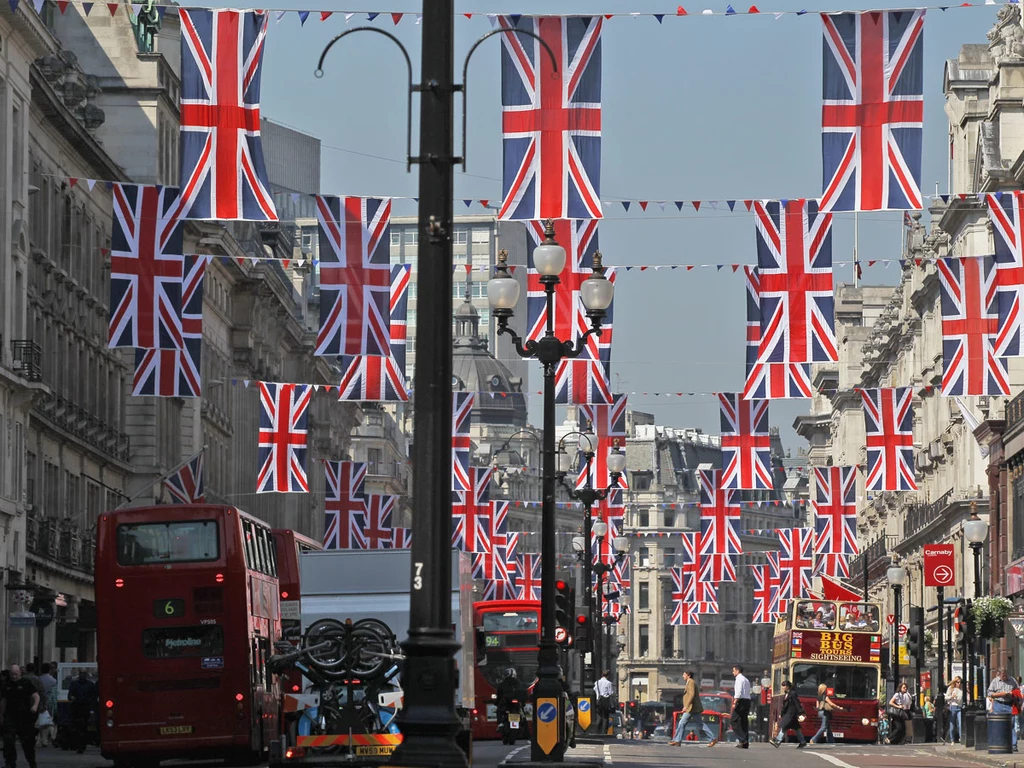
[593,671,614,734]
[731,665,752,748]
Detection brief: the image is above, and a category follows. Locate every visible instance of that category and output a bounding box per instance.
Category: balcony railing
[11,340,41,382]
[848,535,887,579]
[33,392,130,461]
[904,488,955,538]
[26,513,93,572]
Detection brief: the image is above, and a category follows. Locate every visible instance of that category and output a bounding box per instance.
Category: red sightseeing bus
[96,505,282,764]
[471,599,540,740]
[769,599,883,743]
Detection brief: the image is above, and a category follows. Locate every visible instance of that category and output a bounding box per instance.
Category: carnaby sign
[924,544,956,588]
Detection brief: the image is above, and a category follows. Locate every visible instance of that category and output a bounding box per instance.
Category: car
[650,724,671,743]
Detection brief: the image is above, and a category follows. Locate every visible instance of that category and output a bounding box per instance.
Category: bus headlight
[798,715,806,722]
[862,718,870,726]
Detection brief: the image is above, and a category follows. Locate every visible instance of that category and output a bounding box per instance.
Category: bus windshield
[482,611,539,631]
[701,695,732,714]
[791,663,879,700]
[477,649,538,690]
[117,521,219,564]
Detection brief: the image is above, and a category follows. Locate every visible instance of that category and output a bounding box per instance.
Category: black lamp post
[887,561,906,695]
[594,532,629,685]
[557,430,625,696]
[964,508,989,709]
[487,222,614,762]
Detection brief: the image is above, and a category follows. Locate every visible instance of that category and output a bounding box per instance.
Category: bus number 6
[164,600,177,616]
[413,562,424,591]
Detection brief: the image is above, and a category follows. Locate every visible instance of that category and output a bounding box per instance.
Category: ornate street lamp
[488,221,613,762]
[964,507,989,714]
[887,561,907,695]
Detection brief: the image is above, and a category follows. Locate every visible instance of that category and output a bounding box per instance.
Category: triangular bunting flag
[320,11,332,20]
[107,2,118,15]
[391,13,403,24]
[727,200,736,211]
[57,0,68,11]
[639,201,648,211]
[83,2,93,15]
[298,11,310,25]
[692,201,701,211]
[86,179,97,191]
[621,201,630,212]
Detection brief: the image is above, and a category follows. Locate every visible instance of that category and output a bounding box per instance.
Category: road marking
[603,743,613,764]
[504,744,528,763]
[809,753,861,768]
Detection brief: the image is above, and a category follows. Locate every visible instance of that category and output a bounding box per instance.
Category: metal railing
[34,392,130,461]
[848,535,886,579]
[904,488,955,538]
[11,340,41,381]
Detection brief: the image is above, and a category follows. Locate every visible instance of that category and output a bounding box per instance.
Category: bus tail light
[281,590,289,599]
[215,573,225,583]
[291,684,300,692]
[285,748,305,760]
[114,578,124,588]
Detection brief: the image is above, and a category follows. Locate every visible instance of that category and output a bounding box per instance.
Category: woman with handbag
[887,683,913,744]
[811,683,845,744]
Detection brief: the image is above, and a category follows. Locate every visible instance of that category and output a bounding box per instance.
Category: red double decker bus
[770,600,883,743]
[472,599,540,740]
[271,529,322,643]
[96,505,282,765]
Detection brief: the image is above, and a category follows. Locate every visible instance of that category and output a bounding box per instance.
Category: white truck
[270,549,475,765]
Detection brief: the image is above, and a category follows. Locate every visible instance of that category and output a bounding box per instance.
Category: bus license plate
[832,732,844,739]
[354,745,396,757]
[160,725,193,735]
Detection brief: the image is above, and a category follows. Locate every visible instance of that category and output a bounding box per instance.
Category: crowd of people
[0,663,97,768]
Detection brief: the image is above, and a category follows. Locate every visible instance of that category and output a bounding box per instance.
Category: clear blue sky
[255,2,999,451]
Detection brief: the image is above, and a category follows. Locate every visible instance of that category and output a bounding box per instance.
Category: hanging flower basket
[972,596,1013,639]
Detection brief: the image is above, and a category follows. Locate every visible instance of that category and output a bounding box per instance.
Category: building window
[301,229,316,254]
[25,451,35,508]
[663,547,675,568]
[663,624,674,657]
[631,471,652,491]
[638,582,649,610]
[472,228,490,244]
[637,508,649,527]
[405,231,418,246]
[664,511,675,528]
[368,448,383,475]
[453,229,468,245]
[638,546,649,568]
[390,231,401,247]
[639,624,649,656]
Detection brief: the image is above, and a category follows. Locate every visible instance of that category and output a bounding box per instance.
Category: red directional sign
[924,544,957,587]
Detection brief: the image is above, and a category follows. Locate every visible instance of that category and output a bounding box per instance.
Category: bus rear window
[481,612,539,631]
[117,521,219,565]
[142,625,225,659]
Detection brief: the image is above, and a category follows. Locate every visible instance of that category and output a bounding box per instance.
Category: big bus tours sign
[789,631,882,664]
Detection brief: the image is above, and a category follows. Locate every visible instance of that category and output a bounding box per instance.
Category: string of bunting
[25,1,1022,22]
[42,172,996,219]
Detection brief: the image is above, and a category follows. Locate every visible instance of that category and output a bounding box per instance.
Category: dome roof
[452,294,527,427]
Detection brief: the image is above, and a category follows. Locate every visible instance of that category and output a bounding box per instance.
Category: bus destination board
[789,631,881,663]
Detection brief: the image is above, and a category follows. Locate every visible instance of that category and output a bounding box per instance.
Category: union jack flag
[577,394,628,491]
[133,254,207,398]
[603,601,630,619]
[452,466,492,554]
[752,563,781,623]
[357,495,395,550]
[391,527,412,549]
[523,220,615,403]
[163,453,205,504]
[776,527,815,601]
[452,392,475,492]
[592,489,624,565]
[813,466,858,578]
[743,267,812,399]
[516,553,542,601]
[720,393,773,490]
[473,501,511,583]
[315,196,391,357]
[390,264,412,376]
[324,461,368,549]
[698,470,741,582]
[109,183,184,349]
[861,387,917,492]
[178,9,277,221]
[754,199,836,365]
[256,383,311,494]
[498,16,603,221]
[670,567,700,626]
[610,552,632,594]
[484,578,519,601]
[938,257,1010,396]
[988,192,1024,357]
[337,354,409,402]
[820,10,925,212]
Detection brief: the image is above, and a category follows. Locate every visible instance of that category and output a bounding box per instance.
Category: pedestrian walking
[593,670,614,734]
[67,669,97,753]
[669,671,718,747]
[946,677,963,743]
[886,683,913,744]
[33,664,56,748]
[769,680,807,748]
[2,664,40,768]
[810,683,845,744]
[730,664,751,749]
[988,669,1019,752]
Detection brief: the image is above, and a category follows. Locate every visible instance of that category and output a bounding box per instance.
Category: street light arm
[495,319,537,359]
[560,321,605,360]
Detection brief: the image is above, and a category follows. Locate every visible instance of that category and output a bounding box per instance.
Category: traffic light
[555,579,574,629]
[575,612,591,650]
[907,607,924,659]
